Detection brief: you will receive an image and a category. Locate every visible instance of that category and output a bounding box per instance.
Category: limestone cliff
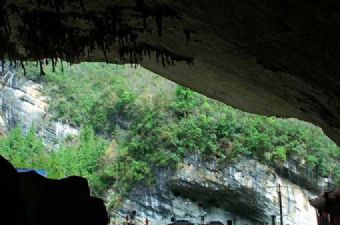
[118,156,329,225]
[0,64,79,148]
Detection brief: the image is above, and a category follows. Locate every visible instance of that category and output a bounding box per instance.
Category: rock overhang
[1,0,340,145]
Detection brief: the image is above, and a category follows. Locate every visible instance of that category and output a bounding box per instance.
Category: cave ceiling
[1,0,340,145]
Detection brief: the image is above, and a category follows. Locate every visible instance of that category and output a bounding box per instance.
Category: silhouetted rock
[89,197,110,225]
[0,155,109,225]
[0,155,24,225]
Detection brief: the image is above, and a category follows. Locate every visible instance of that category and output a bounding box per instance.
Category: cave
[1,1,340,225]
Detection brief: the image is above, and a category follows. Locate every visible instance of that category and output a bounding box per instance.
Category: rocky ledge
[120,156,322,225]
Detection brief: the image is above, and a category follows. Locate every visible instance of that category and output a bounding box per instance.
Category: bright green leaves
[272,146,287,163]
[306,155,318,168]
[0,126,46,169]
[0,125,109,196]
[171,86,200,117]
[49,126,108,194]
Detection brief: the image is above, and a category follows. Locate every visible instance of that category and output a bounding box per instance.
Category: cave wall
[1,0,340,144]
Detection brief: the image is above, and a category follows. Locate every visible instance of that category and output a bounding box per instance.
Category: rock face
[120,156,322,225]
[0,65,79,148]
[1,1,340,145]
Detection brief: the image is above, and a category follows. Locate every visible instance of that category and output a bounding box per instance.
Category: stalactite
[155,12,163,36]
[61,60,64,72]
[183,29,191,42]
[119,43,194,66]
[0,1,193,69]
[79,0,85,12]
[20,60,26,76]
[35,0,42,8]
[51,58,56,72]
[8,3,20,14]
[161,54,166,67]
[39,60,45,76]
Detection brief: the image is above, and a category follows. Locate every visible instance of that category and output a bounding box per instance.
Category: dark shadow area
[0,155,109,225]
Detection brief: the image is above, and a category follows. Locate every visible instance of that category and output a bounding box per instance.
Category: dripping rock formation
[0,1,340,144]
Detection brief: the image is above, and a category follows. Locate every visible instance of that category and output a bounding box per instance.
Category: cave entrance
[0,62,335,225]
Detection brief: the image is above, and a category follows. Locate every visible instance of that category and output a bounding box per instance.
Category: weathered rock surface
[0,65,79,148]
[1,0,340,145]
[119,156,323,225]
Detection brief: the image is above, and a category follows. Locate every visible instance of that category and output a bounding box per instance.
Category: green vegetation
[0,125,109,196]
[1,62,340,207]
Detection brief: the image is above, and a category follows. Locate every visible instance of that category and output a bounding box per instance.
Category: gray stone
[0,65,79,149]
[118,156,320,225]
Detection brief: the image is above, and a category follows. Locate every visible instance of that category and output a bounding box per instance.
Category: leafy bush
[0,126,46,169]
